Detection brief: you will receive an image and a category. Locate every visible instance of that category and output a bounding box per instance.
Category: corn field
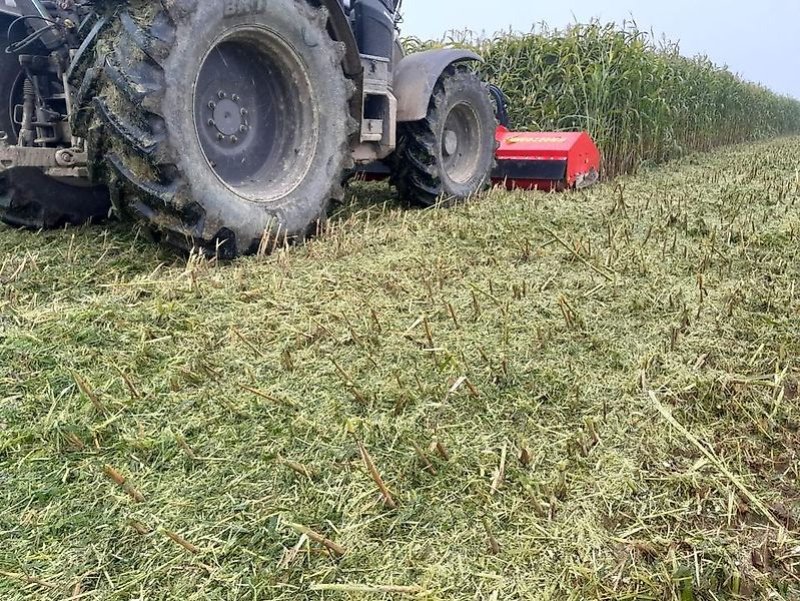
[405,22,800,178]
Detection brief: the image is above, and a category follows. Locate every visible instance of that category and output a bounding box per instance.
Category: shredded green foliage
[1,139,800,599]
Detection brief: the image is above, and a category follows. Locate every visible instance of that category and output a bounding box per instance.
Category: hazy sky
[401,1,800,99]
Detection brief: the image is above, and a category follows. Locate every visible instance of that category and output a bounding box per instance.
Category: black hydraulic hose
[488,85,511,128]
[12,0,63,50]
[5,16,60,54]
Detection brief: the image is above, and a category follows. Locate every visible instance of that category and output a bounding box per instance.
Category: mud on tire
[74,0,356,258]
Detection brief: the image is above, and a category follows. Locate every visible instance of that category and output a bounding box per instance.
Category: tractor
[0,0,499,257]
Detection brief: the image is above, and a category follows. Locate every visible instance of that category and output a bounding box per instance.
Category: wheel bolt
[230,136,238,144]
[232,94,240,102]
[240,108,248,116]
[218,91,227,99]
[239,124,248,133]
[217,133,225,141]
[208,101,216,109]
[208,119,215,127]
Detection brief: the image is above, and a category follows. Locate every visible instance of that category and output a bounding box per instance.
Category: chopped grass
[2,138,800,599]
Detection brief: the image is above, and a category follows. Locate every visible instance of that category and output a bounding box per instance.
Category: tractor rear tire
[74,1,356,258]
[392,65,496,207]
[0,24,109,230]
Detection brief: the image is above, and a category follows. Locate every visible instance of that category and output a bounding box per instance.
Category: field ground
[1,138,800,600]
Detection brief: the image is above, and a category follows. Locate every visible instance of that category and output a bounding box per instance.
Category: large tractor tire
[393,65,496,207]
[0,25,109,229]
[74,1,356,258]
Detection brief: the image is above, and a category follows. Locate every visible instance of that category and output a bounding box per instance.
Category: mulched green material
[1,138,800,600]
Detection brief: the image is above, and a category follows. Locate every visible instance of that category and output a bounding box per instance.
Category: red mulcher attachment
[493,126,601,192]
[488,86,600,192]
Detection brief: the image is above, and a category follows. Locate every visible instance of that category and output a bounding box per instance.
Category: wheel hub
[443,129,459,157]
[210,97,247,138]
[441,103,482,185]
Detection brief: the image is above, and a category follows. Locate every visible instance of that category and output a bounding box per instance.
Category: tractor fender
[394,48,483,122]
[319,0,362,78]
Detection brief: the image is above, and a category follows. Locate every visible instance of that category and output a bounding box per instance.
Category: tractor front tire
[75,0,356,258]
[393,65,496,207]
[0,24,109,230]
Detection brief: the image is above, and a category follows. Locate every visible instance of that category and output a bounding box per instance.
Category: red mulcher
[487,85,600,192]
[493,127,600,192]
